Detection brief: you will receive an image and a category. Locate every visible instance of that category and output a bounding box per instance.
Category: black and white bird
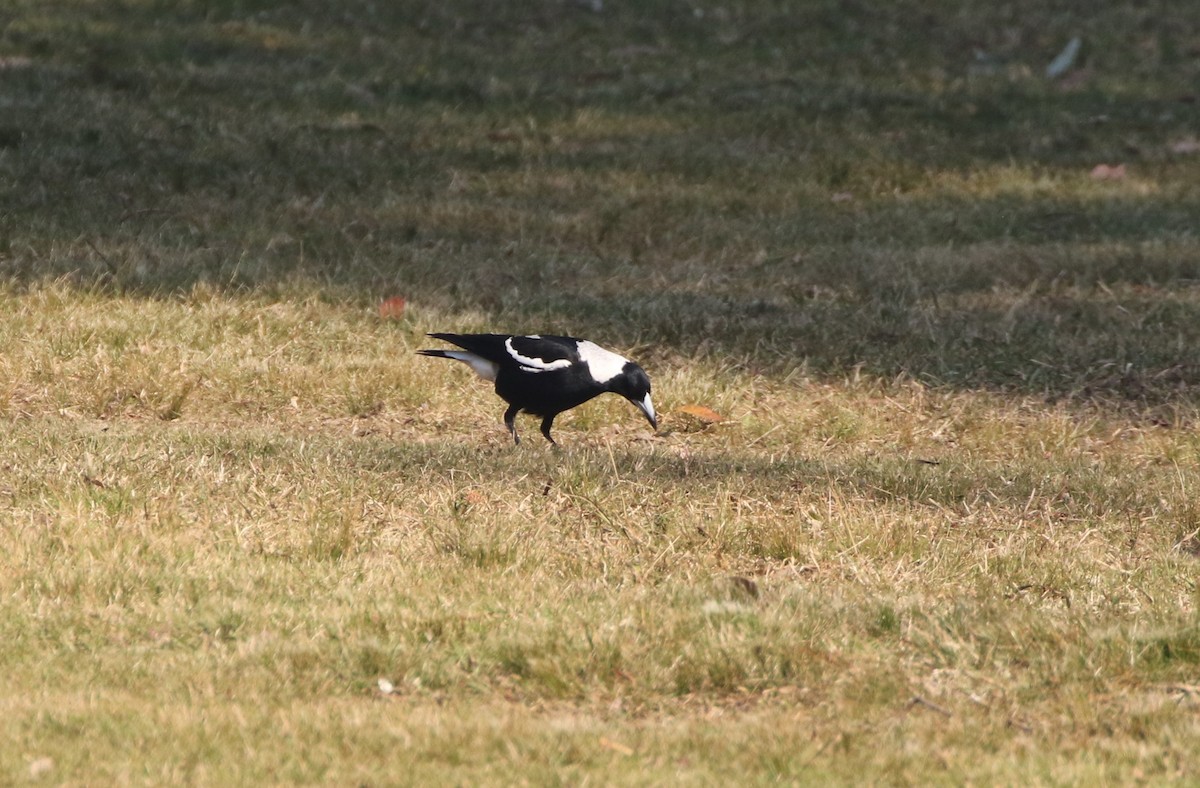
[418,333,656,445]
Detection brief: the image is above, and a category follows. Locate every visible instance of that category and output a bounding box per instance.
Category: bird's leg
[540,414,558,446]
[504,404,521,445]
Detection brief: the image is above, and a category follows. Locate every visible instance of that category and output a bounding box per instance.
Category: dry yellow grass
[0,285,1198,782]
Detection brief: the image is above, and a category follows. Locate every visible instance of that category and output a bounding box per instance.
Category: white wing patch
[442,351,500,381]
[576,340,628,384]
[505,337,572,374]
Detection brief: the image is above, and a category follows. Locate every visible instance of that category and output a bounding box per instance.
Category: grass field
[2,0,1200,783]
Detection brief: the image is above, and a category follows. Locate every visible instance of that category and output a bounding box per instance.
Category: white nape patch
[505,337,572,373]
[576,340,628,384]
[443,351,500,381]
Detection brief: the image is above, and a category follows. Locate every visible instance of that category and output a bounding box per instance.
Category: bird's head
[610,362,657,432]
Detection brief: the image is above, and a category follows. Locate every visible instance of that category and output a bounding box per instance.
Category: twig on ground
[909,695,952,718]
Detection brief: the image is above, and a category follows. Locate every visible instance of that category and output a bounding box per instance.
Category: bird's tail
[417,349,499,381]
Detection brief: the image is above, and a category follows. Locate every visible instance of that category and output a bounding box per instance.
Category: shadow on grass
[346,440,1158,526]
[2,1,1199,410]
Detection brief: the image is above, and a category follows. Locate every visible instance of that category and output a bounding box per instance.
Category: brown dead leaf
[599,737,634,756]
[1090,163,1126,180]
[677,405,723,423]
[379,296,407,319]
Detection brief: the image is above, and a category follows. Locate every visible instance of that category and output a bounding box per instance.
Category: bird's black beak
[634,393,657,432]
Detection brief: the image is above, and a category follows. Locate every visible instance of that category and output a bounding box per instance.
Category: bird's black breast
[494,366,603,416]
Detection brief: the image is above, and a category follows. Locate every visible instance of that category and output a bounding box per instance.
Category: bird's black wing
[427,333,581,370]
[505,335,581,367]
[425,333,513,364]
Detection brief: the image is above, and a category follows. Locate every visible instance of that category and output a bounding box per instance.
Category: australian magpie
[418,333,656,445]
